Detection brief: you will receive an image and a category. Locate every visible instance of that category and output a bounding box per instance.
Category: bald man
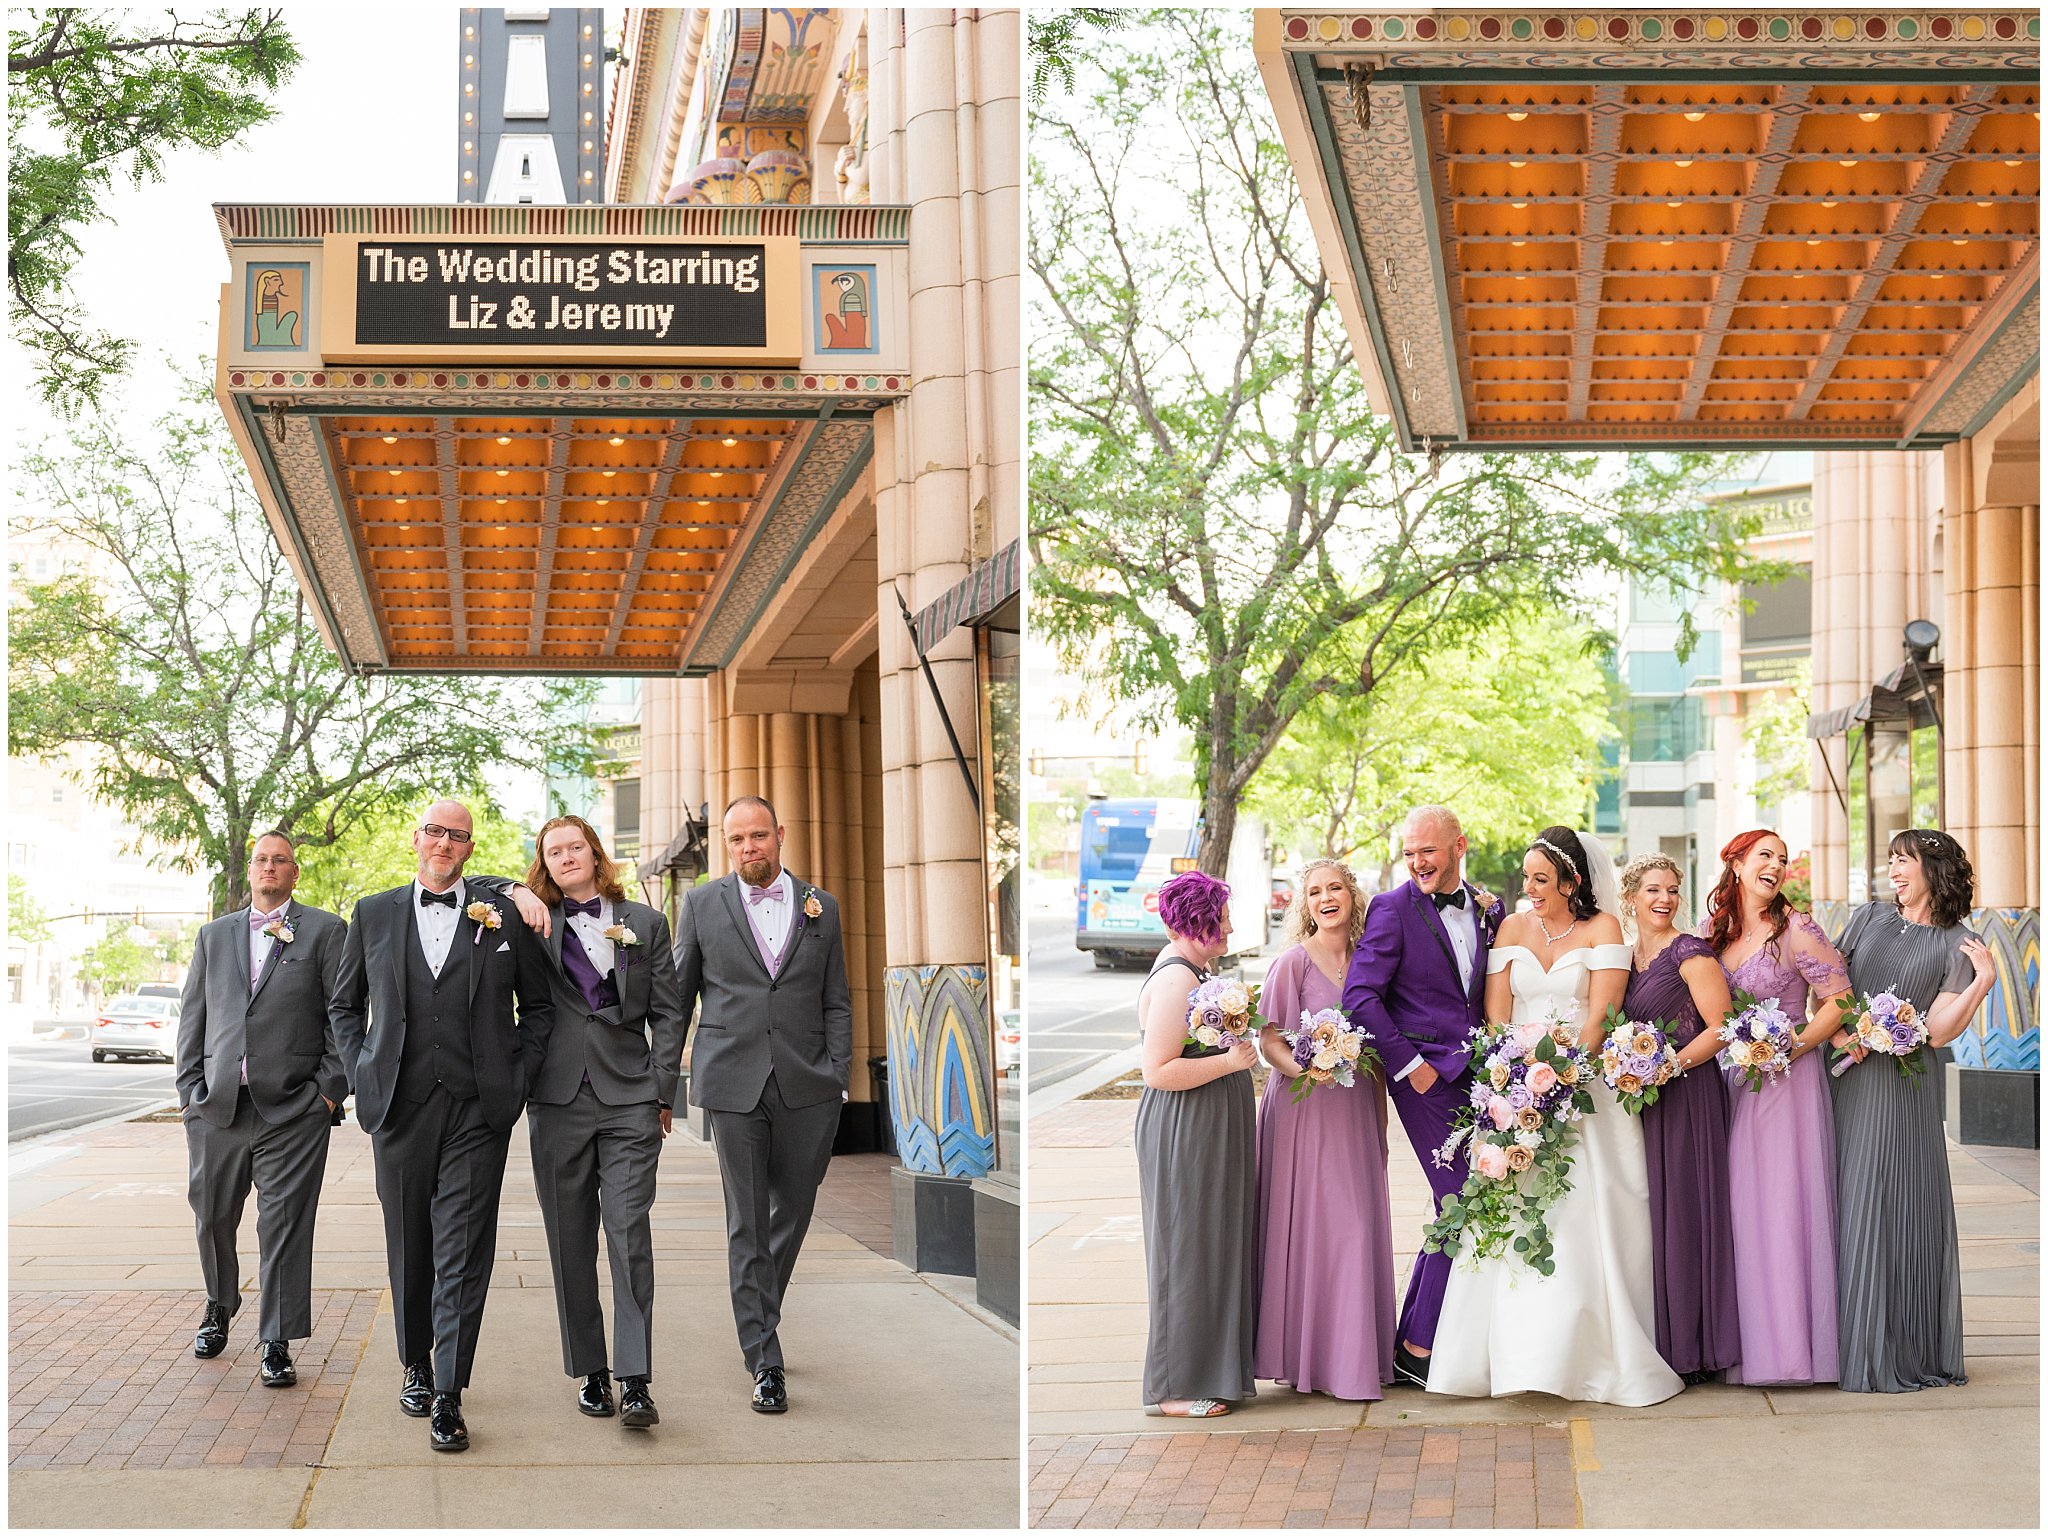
[330,799,555,1453]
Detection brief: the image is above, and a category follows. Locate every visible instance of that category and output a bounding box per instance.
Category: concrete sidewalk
[1028,1089,2038,1529]
[10,1109,1019,1528]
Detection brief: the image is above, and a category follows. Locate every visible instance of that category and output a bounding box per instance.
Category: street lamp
[1903,619,1942,736]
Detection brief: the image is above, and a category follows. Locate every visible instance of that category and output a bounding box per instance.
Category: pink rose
[1474,1143,1510,1180]
[1526,1062,1558,1095]
[1487,1096,1514,1130]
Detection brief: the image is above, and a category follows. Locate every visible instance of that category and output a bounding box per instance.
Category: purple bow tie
[745,882,783,906]
[564,897,602,918]
[251,907,285,928]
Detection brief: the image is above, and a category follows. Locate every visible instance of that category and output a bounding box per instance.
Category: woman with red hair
[1703,828,1851,1386]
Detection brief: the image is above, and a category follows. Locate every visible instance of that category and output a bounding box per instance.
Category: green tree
[1743,660,1813,824]
[1030,9,1779,876]
[79,925,153,999]
[1249,615,1614,880]
[1026,7,1128,106]
[9,875,52,944]
[9,9,299,411]
[10,380,598,917]
[290,794,537,921]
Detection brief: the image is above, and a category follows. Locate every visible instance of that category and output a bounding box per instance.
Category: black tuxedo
[330,879,554,1391]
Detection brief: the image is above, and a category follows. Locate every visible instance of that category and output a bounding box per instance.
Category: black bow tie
[1432,889,1467,911]
[564,897,602,918]
[419,887,458,909]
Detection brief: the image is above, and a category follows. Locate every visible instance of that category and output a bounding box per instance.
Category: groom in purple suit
[1342,804,1501,1388]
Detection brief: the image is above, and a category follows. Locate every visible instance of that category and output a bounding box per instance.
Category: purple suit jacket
[1341,878,1502,1084]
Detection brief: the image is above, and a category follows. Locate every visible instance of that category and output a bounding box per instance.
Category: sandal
[1144,1398,1230,1418]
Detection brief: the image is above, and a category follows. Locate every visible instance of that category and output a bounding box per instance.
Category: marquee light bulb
[382,435,397,444]
[1684,110,1705,122]
[1507,110,1528,122]
[723,437,737,446]
[609,436,625,446]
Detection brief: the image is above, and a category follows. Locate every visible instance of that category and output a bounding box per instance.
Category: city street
[10,1026,178,1142]
[1025,913,1147,1096]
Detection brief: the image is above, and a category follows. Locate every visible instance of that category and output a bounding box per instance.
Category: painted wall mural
[1814,900,2039,1071]
[815,264,876,353]
[885,963,996,1179]
[245,263,309,352]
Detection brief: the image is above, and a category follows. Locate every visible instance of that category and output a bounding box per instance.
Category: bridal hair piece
[1618,853,1685,937]
[1531,838,1581,883]
[1530,826,1601,921]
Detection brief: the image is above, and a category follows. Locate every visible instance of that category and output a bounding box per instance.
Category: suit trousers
[1387,1066,1474,1351]
[704,1072,840,1373]
[528,1087,663,1378]
[368,1083,513,1393]
[183,1089,331,1341]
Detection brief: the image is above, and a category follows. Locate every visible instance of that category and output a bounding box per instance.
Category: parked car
[994,1008,1021,1074]
[91,994,182,1063]
[134,983,182,1000]
[1269,876,1295,922]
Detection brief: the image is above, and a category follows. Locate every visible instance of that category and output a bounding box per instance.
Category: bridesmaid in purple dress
[1620,855,1739,1385]
[1704,829,1852,1386]
[1253,860,1397,1401]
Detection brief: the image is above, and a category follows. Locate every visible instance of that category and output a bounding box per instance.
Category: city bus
[1075,798,1268,968]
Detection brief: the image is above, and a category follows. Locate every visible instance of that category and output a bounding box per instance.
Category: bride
[1426,826,1683,1407]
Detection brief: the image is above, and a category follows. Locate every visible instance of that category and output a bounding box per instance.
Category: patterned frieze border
[1276,9,2038,65]
[261,410,389,669]
[213,202,910,247]
[223,363,903,407]
[1916,286,2044,439]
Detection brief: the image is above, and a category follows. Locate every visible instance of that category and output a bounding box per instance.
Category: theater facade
[212,6,1020,1310]
[1258,8,2039,1139]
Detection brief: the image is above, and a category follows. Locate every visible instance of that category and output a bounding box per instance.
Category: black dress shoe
[259,1340,296,1388]
[1682,1368,1719,1387]
[1392,1344,1431,1388]
[751,1365,788,1414]
[398,1360,434,1418]
[618,1376,659,1429]
[577,1369,615,1417]
[428,1392,468,1452]
[193,1301,230,1360]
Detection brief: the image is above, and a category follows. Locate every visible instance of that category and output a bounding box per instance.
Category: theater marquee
[319,234,801,364]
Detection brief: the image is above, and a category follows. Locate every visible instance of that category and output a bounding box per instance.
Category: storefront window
[977,616,1020,1173]
[1846,727,1869,906]
[1910,722,1941,829]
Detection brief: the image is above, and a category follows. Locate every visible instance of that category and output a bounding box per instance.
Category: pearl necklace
[1536,913,1578,947]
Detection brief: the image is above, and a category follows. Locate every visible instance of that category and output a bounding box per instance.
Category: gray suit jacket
[525,897,687,1108]
[177,901,347,1128]
[675,872,853,1113]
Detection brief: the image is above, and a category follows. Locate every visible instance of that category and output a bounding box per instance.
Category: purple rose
[1506,1084,1533,1111]
[1889,1022,1919,1051]
[1199,1005,1226,1031]
[1293,1036,1317,1068]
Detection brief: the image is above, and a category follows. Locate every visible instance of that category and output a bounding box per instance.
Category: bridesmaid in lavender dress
[1253,860,1396,1401]
[1703,829,1852,1386]
[1620,855,1739,1384]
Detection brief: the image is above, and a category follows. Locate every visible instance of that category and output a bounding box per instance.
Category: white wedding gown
[1426,943,1683,1407]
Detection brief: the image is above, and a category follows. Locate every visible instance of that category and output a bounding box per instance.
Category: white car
[91,995,181,1063]
[994,1008,1021,1073]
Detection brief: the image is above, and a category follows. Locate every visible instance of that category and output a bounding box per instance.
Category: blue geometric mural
[1815,901,2038,1072]
[884,963,995,1178]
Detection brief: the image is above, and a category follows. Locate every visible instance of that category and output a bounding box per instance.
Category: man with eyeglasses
[330,798,554,1453]
[178,831,348,1388]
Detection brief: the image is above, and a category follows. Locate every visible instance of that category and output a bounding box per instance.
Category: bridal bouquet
[1279,1006,1381,1103]
[1830,987,1929,1079]
[1183,976,1264,1053]
[1596,1008,1679,1114]
[1423,998,1598,1277]
[1717,990,1798,1091]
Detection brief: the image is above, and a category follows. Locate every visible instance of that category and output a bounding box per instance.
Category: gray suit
[675,871,852,1372]
[176,901,346,1342]
[523,896,685,1378]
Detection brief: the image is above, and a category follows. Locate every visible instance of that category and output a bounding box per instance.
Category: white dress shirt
[564,894,616,976]
[249,902,288,991]
[739,869,795,961]
[413,877,466,976]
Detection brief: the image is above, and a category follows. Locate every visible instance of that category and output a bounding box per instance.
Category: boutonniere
[802,888,823,920]
[466,900,502,945]
[261,918,295,945]
[603,923,639,948]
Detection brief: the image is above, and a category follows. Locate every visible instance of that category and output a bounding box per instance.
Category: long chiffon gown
[1427,944,1682,1407]
[1624,935,1741,1377]
[1832,904,1975,1392]
[1713,912,1848,1385]
[1134,954,1258,1407]
[1252,944,1397,1400]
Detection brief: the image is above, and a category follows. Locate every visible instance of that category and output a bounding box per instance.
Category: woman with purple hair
[1134,869,1259,1417]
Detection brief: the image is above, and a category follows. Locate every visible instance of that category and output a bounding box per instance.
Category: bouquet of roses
[1596,1007,1680,1114]
[1717,989,1798,1092]
[1279,1006,1382,1103]
[1183,976,1264,1053]
[1830,987,1929,1079]
[1423,998,1598,1277]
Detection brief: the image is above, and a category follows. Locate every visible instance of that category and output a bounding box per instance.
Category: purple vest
[561,926,620,1014]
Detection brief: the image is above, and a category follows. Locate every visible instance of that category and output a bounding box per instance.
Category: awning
[910,539,1021,655]
[636,804,711,884]
[1808,660,1944,738]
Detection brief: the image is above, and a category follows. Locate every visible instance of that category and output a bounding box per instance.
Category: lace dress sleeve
[1787,911,1849,994]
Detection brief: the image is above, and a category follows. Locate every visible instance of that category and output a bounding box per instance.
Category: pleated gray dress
[1134,955,1258,1406]
[1831,903,1977,1393]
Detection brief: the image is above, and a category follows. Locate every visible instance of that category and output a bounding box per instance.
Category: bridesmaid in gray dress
[1830,829,1999,1393]
[1134,869,1259,1417]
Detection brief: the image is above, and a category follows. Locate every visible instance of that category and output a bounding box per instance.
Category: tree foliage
[1742,659,1813,824]
[1250,613,1615,880]
[9,875,53,944]
[79,925,156,998]
[290,794,537,921]
[10,378,599,916]
[8,8,298,410]
[1026,8,1128,106]
[1030,9,1782,875]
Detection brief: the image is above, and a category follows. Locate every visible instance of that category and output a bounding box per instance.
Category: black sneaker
[1391,1344,1431,1388]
